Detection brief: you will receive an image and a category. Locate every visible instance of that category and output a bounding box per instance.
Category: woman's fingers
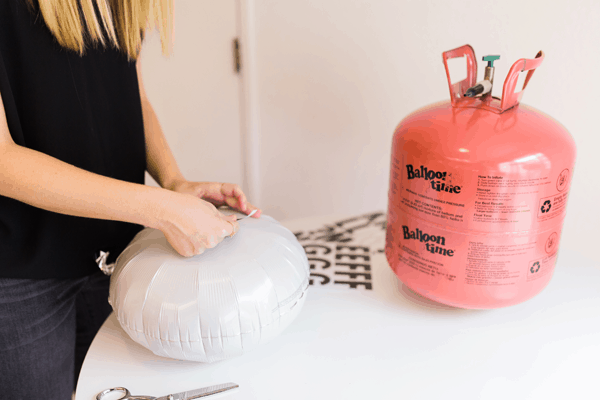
[244,201,262,218]
[186,181,260,217]
[224,214,239,237]
[219,183,247,212]
[158,192,241,258]
[158,184,260,258]
[173,238,204,258]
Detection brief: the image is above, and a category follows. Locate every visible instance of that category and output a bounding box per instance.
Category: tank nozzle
[483,55,500,84]
[464,55,500,97]
[483,55,500,68]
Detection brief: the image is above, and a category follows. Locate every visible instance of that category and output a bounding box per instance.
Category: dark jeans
[0,271,112,399]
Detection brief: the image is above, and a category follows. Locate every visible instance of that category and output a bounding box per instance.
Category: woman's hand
[155,189,240,257]
[168,180,262,218]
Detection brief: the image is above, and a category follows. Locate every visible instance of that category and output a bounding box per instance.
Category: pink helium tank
[385,44,576,309]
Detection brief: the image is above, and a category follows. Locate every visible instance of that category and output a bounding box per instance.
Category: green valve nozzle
[483,55,500,68]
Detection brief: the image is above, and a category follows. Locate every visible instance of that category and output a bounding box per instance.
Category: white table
[76,212,600,400]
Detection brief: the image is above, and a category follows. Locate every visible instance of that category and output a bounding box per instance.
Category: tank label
[402,226,454,257]
[400,191,465,223]
[390,153,573,233]
[393,227,559,287]
[386,210,563,306]
[391,155,467,225]
[406,164,461,194]
[537,192,569,221]
[526,252,557,282]
[464,240,535,286]
[474,175,550,225]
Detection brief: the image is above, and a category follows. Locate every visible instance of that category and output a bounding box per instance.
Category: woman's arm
[0,90,167,229]
[0,86,237,257]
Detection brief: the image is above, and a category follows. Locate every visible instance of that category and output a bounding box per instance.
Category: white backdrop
[141,0,600,262]
[250,0,600,261]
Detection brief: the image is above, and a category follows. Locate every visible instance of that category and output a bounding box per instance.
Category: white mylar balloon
[107,214,310,362]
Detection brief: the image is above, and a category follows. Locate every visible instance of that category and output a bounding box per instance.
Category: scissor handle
[97,387,131,400]
[96,387,156,400]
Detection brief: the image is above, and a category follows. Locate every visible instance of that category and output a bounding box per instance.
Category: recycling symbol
[530,261,541,274]
[541,200,552,213]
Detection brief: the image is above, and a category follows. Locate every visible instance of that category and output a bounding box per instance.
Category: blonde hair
[25,0,173,60]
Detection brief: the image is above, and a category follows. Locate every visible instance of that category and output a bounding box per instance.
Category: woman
[0,0,260,397]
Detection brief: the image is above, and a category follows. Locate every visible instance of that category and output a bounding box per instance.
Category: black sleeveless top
[0,0,146,278]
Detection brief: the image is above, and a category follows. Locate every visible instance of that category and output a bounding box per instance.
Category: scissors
[96,382,239,400]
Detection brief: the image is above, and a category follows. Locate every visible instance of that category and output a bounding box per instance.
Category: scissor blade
[236,209,257,221]
[160,383,239,400]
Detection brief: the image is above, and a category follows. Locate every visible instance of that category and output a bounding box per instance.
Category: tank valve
[464,55,500,97]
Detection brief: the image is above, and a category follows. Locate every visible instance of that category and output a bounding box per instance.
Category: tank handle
[500,51,544,111]
[442,44,478,106]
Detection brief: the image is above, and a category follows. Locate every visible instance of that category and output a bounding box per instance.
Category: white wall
[140,0,243,188]
[250,0,600,261]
